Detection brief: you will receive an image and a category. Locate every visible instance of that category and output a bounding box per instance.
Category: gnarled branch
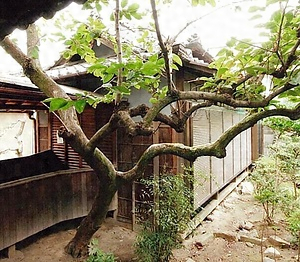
[118,105,300,182]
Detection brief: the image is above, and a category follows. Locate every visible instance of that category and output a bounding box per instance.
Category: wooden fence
[0,168,98,251]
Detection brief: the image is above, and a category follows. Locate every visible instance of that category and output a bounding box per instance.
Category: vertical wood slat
[193,109,211,208]
[192,107,252,208]
[210,110,224,194]
[223,110,234,184]
[0,169,97,252]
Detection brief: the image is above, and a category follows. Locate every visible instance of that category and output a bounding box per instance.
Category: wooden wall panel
[0,169,97,251]
[192,107,252,209]
[193,110,211,208]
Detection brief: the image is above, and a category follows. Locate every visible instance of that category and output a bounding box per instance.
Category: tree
[1,0,299,258]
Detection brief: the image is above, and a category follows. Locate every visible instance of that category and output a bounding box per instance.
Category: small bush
[134,172,193,262]
[251,156,282,223]
[86,239,116,262]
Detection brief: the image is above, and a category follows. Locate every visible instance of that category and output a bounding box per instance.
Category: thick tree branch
[1,37,79,130]
[87,120,118,151]
[142,93,176,125]
[140,79,297,131]
[177,81,298,108]
[118,105,300,182]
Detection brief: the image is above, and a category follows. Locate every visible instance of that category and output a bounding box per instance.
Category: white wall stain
[0,113,35,160]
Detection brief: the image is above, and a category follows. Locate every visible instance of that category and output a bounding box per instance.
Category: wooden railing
[0,168,98,251]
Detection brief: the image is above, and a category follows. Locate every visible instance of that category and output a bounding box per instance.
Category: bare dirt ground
[1,181,299,262]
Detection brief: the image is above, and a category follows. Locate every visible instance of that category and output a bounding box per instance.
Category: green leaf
[171,63,179,70]
[250,14,263,20]
[29,46,39,60]
[121,0,128,8]
[192,0,206,6]
[127,3,139,12]
[289,72,300,85]
[217,67,228,78]
[172,53,182,66]
[110,12,114,21]
[149,53,158,62]
[113,85,130,94]
[248,6,265,12]
[266,0,281,5]
[226,38,236,47]
[74,100,86,113]
[43,98,70,112]
[141,61,159,75]
[207,0,216,7]
[131,12,142,20]
[103,73,114,83]
[150,97,158,104]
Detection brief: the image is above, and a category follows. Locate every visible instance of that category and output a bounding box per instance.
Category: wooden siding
[193,107,252,208]
[0,168,97,251]
[50,104,115,168]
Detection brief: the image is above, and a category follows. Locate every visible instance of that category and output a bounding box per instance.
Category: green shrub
[134,172,193,262]
[251,156,282,224]
[86,239,116,262]
[287,209,300,240]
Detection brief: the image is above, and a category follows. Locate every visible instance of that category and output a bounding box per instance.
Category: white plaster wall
[0,113,35,160]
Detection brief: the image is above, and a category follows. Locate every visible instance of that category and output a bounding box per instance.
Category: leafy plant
[86,239,116,262]
[286,208,300,261]
[134,172,193,262]
[251,156,282,224]
[269,135,300,198]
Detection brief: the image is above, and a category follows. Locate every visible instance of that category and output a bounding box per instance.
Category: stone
[239,235,268,246]
[195,233,214,246]
[206,215,214,222]
[214,232,238,242]
[264,247,281,259]
[239,181,254,195]
[245,242,255,248]
[238,221,254,231]
[186,258,196,262]
[249,229,259,238]
[6,245,24,260]
[293,255,299,260]
[263,257,275,262]
[267,235,290,248]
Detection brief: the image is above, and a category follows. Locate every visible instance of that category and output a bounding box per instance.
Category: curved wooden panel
[0,168,98,251]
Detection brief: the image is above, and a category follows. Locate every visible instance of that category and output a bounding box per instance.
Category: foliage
[264,117,300,136]
[286,208,300,242]
[251,156,282,223]
[269,135,300,198]
[86,239,116,262]
[134,172,193,262]
[252,119,300,246]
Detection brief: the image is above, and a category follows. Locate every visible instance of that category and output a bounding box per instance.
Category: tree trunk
[65,179,118,258]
